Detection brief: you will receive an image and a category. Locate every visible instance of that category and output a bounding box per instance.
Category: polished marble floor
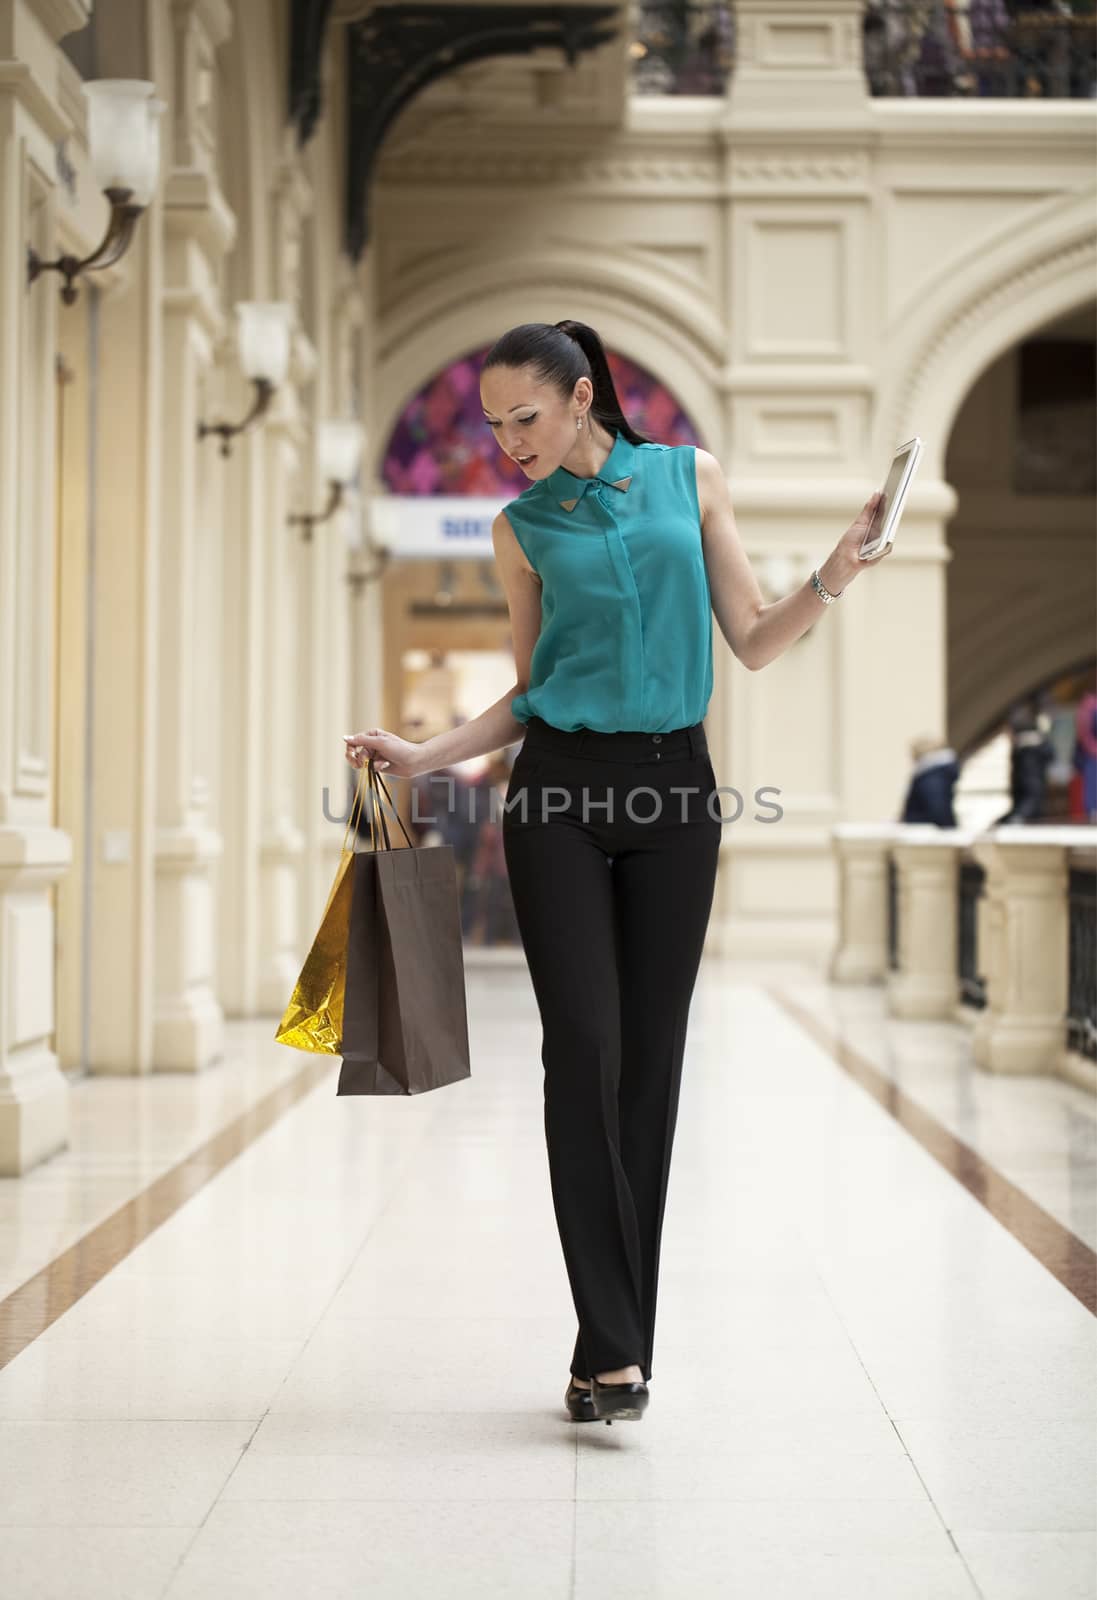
[0,956,1094,1600]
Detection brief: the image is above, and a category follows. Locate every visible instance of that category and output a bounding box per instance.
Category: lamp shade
[317,421,364,485]
[82,80,161,203]
[129,98,166,207]
[235,302,293,387]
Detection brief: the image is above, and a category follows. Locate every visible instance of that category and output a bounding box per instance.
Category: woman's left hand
[837,491,892,572]
[816,492,890,598]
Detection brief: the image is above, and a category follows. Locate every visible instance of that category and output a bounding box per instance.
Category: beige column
[351,248,385,756]
[729,0,869,113]
[829,824,895,983]
[971,828,1096,1076]
[970,834,1004,1066]
[711,0,954,957]
[0,0,90,1169]
[246,152,311,1007]
[153,0,235,1068]
[258,390,307,1011]
[215,358,268,1015]
[887,828,965,1019]
[298,277,366,930]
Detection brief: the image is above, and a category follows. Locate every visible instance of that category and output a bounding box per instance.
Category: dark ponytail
[480,320,653,446]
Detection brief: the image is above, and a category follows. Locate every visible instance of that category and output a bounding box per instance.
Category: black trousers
[501,715,721,1382]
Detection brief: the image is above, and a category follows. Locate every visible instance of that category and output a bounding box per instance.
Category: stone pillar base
[708,914,832,962]
[259,816,305,1015]
[830,948,887,984]
[0,1043,69,1177]
[154,825,225,1071]
[153,994,225,1072]
[979,1016,1066,1076]
[887,970,960,1019]
[0,826,73,1175]
[829,826,896,983]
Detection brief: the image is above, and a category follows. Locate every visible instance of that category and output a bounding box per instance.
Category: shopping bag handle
[365,757,415,852]
[341,762,371,855]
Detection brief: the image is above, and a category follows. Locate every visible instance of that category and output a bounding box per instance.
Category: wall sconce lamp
[27,80,164,305]
[197,301,294,457]
[347,493,392,594]
[347,541,391,596]
[288,421,364,541]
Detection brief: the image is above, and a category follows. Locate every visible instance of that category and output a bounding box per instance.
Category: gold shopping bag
[273,764,372,1054]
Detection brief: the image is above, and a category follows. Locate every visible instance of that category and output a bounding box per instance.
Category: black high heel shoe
[590,1373,650,1425]
[564,1376,598,1423]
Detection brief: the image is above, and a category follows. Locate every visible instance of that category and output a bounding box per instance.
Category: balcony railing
[1068,863,1097,1060]
[832,825,1097,1084]
[864,0,1097,98]
[958,859,988,1008]
[629,0,1097,98]
[630,0,736,93]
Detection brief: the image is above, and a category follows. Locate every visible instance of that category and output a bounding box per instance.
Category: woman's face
[480,365,592,480]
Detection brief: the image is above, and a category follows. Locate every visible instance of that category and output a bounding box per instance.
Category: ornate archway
[371,244,726,480]
[884,189,1097,475]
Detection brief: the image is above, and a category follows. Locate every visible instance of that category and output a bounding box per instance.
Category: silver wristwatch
[810,568,843,605]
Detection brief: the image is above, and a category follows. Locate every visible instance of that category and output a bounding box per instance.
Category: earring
[577,417,583,430]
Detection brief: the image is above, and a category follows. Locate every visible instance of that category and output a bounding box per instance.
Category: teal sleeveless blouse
[503,431,714,734]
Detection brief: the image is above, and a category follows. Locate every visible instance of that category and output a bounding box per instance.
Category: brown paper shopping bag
[336,759,471,1096]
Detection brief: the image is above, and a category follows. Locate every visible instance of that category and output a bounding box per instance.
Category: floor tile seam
[155,1412,269,1600]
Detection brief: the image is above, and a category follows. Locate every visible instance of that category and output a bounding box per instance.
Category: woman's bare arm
[344,510,543,776]
[695,449,884,672]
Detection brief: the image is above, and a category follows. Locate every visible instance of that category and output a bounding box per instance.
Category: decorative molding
[895,231,1097,447]
[27,0,90,41]
[375,240,727,365]
[272,156,314,313]
[626,243,711,295]
[55,52,88,138]
[376,149,720,187]
[170,0,234,175]
[162,168,237,258]
[190,0,233,48]
[730,151,868,187]
[0,63,72,143]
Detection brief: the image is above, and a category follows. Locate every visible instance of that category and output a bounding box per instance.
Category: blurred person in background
[461,754,520,946]
[994,704,1056,825]
[900,733,960,827]
[1071,679,1097,823]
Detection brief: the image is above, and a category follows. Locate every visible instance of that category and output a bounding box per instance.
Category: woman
[344,320,887,1425]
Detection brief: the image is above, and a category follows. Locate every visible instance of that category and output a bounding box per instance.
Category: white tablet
[859,437,923,561]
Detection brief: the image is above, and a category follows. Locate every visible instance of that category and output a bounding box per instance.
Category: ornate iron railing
[629,0,1096,97]
[957,859,988,1008]
[630,0,736,93]
[1067,864,1097,1060]
[864,0,1097,98]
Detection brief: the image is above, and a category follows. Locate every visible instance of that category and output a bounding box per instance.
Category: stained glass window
[382,342,704,497]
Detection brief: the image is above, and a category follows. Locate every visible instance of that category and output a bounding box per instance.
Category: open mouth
[516,455,537,466]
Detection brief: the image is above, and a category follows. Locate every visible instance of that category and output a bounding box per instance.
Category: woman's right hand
[343,728,429,778]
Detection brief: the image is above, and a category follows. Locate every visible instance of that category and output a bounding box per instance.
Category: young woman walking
[344,320,887,1425]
